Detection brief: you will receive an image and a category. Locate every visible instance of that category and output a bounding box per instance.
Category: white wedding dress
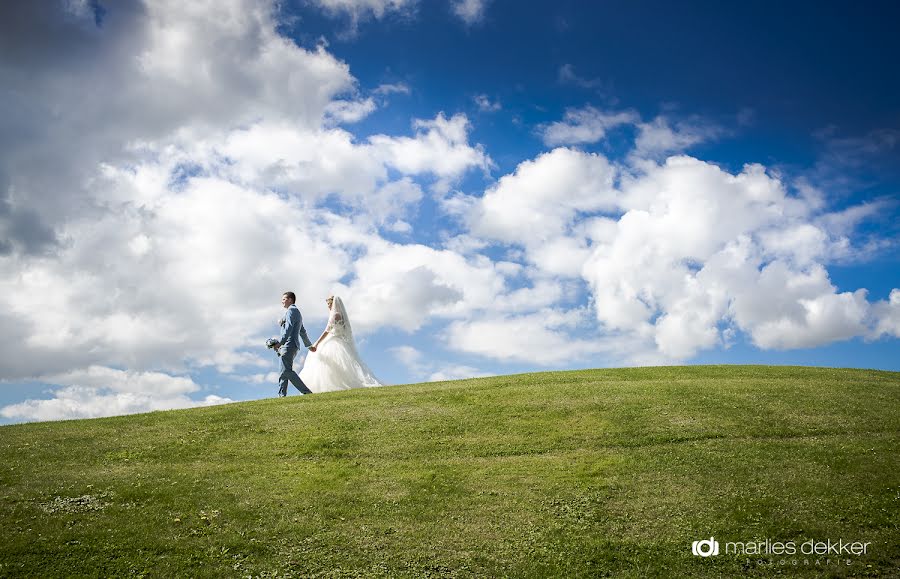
[300,296,382,393]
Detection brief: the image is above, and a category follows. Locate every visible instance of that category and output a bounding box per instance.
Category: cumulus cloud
[540,106,638,146]
[632,115,723,158]
[0,366,232,422]
[582,156,895,359]
[340,241,508,332]
[450,0,490,24]
[537,106,721,157]
[0,0,355,254]
[369,113,492,185]
[0,175,350,379]
[445,309,609,365]
[872,290,900,338]
[469,147,617,275]
[325,97,378,124]
[201,118,463,223]
[460,112,898,364]
[0,0,494,421]
[1,0,896,423]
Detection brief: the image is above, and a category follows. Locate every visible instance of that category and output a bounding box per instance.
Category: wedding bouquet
[265,338,280,350]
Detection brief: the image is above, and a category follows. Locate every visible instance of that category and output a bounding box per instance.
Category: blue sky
[0,0,897,423]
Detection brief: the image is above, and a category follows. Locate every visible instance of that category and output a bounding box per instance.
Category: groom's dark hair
[283,291,296,303]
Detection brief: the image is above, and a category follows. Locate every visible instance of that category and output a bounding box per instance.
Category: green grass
[1,365,898,577]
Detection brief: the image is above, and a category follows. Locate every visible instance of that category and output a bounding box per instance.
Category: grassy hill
[0,365,898,577]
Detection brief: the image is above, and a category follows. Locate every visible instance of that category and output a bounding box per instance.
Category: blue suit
[278,304,313,396]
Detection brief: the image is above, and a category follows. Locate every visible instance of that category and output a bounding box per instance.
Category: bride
[300,295,383,393]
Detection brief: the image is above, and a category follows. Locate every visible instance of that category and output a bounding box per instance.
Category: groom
[275,291,314,397]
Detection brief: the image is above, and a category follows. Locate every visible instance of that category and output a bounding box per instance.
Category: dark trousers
[278,347,312,396]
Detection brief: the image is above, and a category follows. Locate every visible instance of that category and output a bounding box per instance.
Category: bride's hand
[309,345,317,352]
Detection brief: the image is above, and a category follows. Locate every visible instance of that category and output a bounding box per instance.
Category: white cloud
[817,199,890,235]
[873,289,900,338]
[469,147,617,275]
[135,1,354,130]
[0,0,356,256]
[210,111,488,222]
[0,173,355,379]
[540,105,638,146]
[581,156,894,358]
[632,115,723,158]
[310,0,492,30]
[758,223,829,266]
[369,113,491,185]
[325,97,378,124]
[493,279,565,313]
[0,0,896,424]
[474,94,501,112]
[341,241,508,332]
[390,345,424,367]
[0,366,232,422]
[537,106,721,157]
[445,309,606,365]
[216,123,384,203]
[735,268,870,350]
[241,371,280,385]
[309,0,417,30]
[386,219,413,233]
[373,82,411,96]
[451,0,490,24]
[45,366,200,396]
[455,137,898,363]
[525,237,592,278]
[0,388,232,423]
[428,365,490,381]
